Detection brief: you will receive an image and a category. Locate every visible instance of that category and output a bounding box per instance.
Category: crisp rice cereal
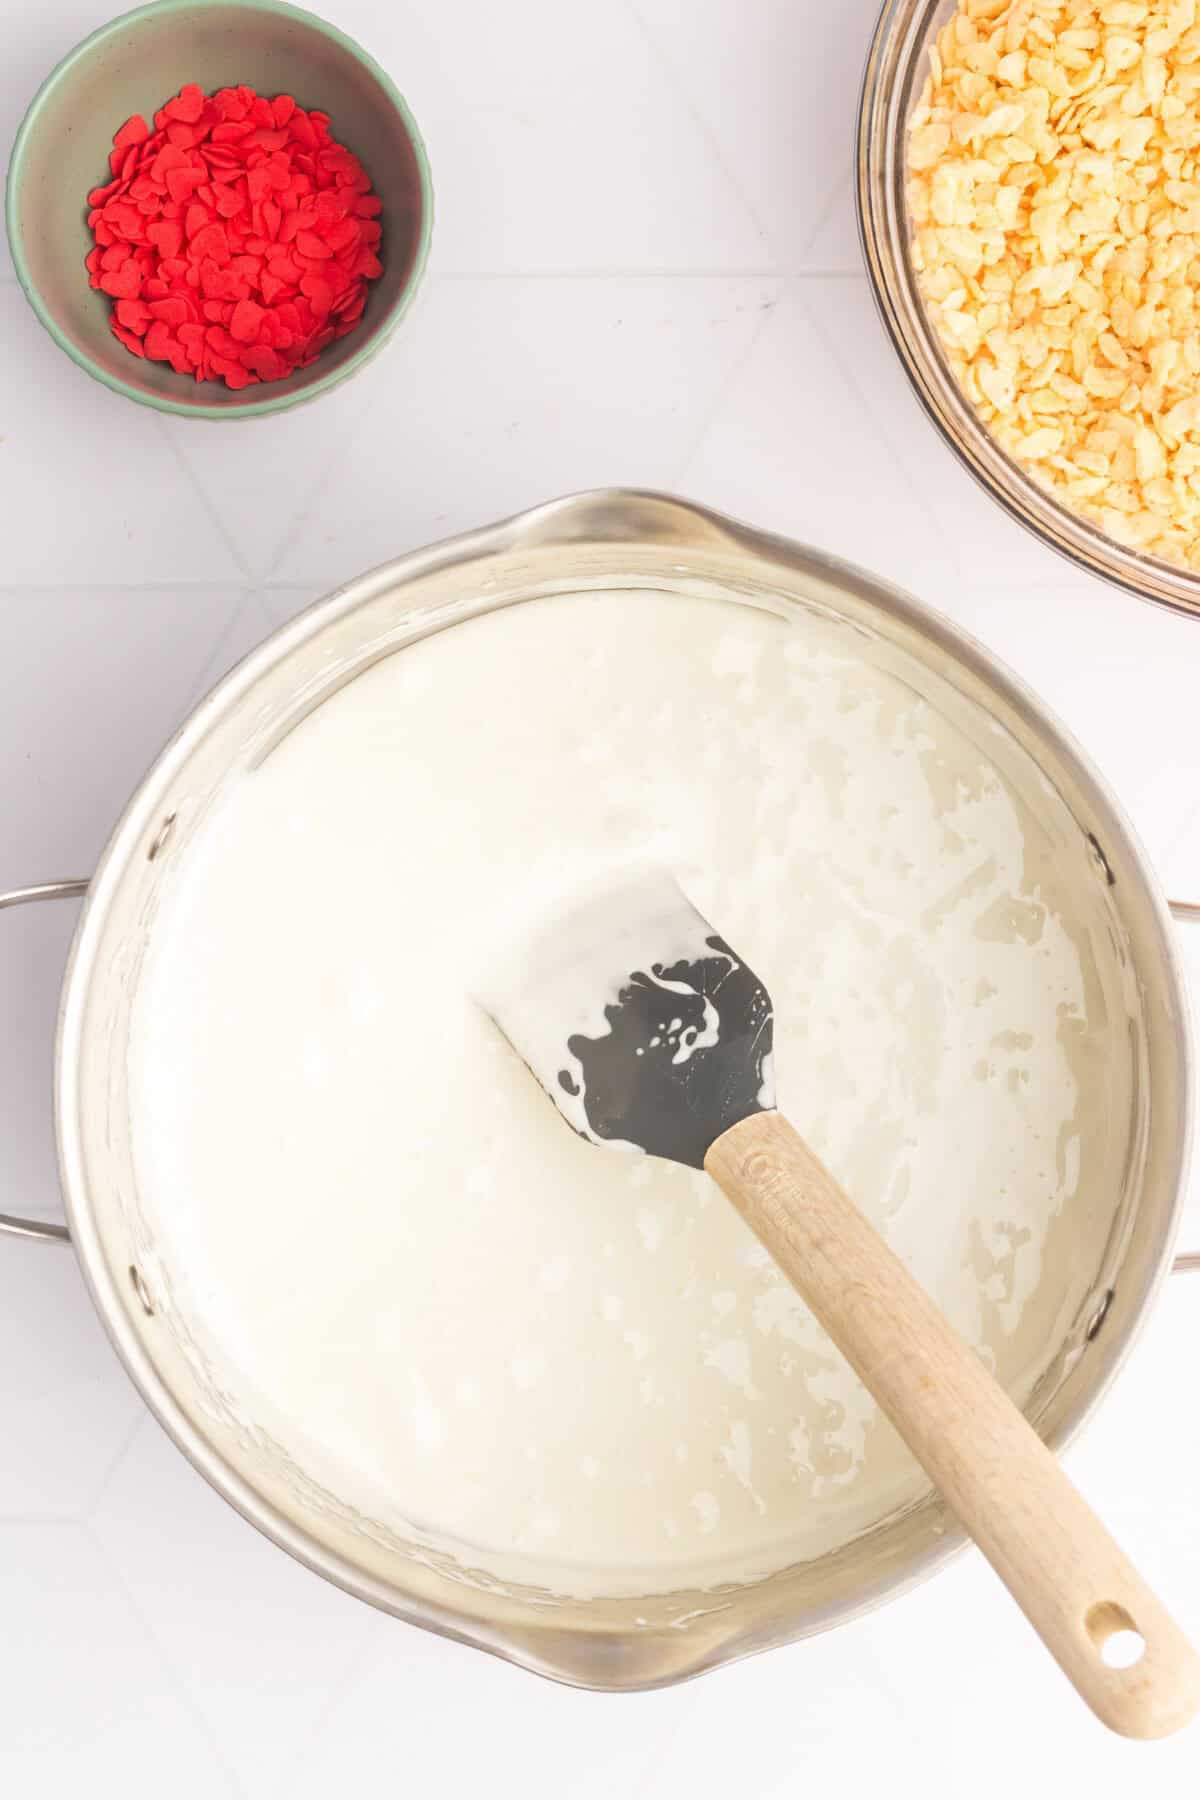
[908,0,1200,568]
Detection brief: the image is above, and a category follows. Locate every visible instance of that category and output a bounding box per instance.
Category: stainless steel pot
[3,489,1198,1690]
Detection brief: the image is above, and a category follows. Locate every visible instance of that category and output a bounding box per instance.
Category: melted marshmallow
[128,586,1129,1597]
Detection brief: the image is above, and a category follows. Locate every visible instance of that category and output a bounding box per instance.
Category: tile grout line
[257,276,425,581]
[264,1625,378,1800]
[0,580,325,592]
[0,586,212,595]
[84,1407,150,1518]
[627,1686,704,1800]
[668,289,782,486]
[5,267,864,288]
[0,1514,102,1527]
[793,159,858,269]
[179,588,269,707]
[431,267,866,280]
[85,1524,253,1800]
[623,0,776,255]
[796,280,964,570]
[151,411,255,584]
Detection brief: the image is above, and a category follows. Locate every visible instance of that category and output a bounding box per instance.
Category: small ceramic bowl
[6,0,432,419]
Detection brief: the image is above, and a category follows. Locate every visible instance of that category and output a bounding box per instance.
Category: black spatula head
[481,869,775,1169]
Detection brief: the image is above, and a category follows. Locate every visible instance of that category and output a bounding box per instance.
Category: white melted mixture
[129,587,1124,1597]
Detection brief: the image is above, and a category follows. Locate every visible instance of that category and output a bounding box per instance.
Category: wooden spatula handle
[705,1110,1200,1738]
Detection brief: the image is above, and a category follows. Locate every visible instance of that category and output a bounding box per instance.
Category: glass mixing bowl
[857,0,1200,620]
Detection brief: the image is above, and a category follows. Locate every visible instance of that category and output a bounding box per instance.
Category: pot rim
[51,489,1196,1688]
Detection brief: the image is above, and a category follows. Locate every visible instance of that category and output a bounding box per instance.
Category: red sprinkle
[113,115,150,152]
[86,84,386,390]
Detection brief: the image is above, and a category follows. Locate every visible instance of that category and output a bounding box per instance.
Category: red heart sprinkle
[146,219,184,259]
[241,343,286,380]
[166,165,206,204]
[299,272,332,317]
[324,217,361,254]
[165,84,206,125]
[212,183,245,218]
[113,114,150,152]
[99,261,143,300]
[229,297,266,341]
[143,320,173,359]
[149,296,190,327]
[111,320,146,356]
[152,143,189,184]
[296,230,333,260]
[105,201,145,240]
[190,222,231,265]
[116,297,151,333]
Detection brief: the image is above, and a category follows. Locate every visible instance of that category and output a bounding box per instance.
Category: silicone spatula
[481,865,1200,1738]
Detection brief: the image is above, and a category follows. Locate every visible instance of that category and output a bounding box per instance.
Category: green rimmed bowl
[6,0,432,419]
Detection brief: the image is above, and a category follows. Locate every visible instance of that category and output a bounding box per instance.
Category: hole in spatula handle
[1087,1602,1147,1670]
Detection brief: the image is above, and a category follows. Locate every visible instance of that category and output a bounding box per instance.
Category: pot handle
[0,880,89,1246]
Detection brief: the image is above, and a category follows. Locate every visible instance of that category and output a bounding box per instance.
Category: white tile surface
[2,3,1199,1796]
[329,0,771,273]
[0,290,242,584]
[0,1246,143,1511]
[629,0,881,269]
[92,1417,378,1798]
[273,274,779,580]
[0,1523,243,1797]
[2,0,117,282]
